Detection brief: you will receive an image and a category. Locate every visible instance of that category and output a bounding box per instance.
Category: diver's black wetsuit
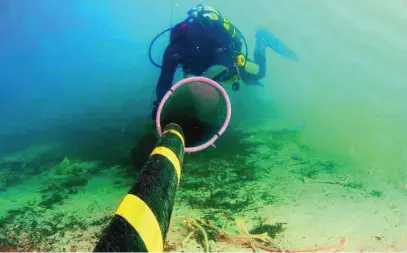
[155,19,266,103]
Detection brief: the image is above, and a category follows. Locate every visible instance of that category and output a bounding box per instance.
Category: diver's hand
[151,101,159,120]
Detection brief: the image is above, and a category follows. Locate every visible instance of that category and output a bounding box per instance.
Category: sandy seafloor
[1,117,407,252]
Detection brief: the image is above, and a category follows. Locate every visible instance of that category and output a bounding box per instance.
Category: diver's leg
[237,37,267,84]
[252,29,277,79]
[253,40,267,79]
[244,28,299,82]
[241,29,299,86]
[255,29,298,61]
[239,57,265,86]
[239,32,269,82]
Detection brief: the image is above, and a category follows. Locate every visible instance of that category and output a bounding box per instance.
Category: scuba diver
[151,4,298,119]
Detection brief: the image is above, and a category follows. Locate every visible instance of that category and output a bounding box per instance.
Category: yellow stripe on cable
[163,129,185,147]
[151,146,181,186]
[115,194,163,252]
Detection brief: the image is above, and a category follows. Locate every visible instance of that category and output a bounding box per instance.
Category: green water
[225,0,407,185]
[1,0,407,251]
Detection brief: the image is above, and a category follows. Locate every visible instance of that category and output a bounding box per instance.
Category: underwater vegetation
[0,142,98,192]
[0,153,43,192]
[176,127,306,224]
[0,121,383,252]
[0,113,388,253]
[37,157,99,208]
[0,116,158,251]
[173,122,380,242]
[0,119,148,189]
[0,202,88,251]
[343,182,364,190]
[0,148,133,251]
[368,190,383,198]
[289,156,338,181]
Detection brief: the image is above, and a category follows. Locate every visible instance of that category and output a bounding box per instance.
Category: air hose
[148,27,174,68]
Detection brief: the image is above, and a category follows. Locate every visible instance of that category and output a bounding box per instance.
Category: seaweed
[290,153,302,161]
[39,192,65,207]
[40,183,64,194]
[0,172,21,190]
[0,207,32,228]
[293,160,337,180]
[65,216,88,230]
[89,215,112,226]
[5,208,26,217]
[343,182,364,190]
[249,223,286,238]
[176,126,306,221]
[314,160,337,174]
[37,160,97,210]
[234,162,258,182]
[39,226,55,237]
[368,190,383,198]
[210,194,255,213]
[0,205,44,250]
[61,177,88,188]
[294,166,319,180]
[260,192,278,205]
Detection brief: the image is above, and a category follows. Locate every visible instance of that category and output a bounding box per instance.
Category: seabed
[1,118,406,252]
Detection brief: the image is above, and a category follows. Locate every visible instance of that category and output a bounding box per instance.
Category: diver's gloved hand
[151,101,159,120]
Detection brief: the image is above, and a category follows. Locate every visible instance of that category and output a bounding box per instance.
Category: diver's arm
[155,21,188,102]
[155,44,181,102]
[151,44,181,119]
[151,22,188,120]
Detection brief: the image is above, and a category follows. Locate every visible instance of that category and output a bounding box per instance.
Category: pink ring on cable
[155,76,232,153]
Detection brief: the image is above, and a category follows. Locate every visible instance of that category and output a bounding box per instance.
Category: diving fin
[256,29,299,61]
